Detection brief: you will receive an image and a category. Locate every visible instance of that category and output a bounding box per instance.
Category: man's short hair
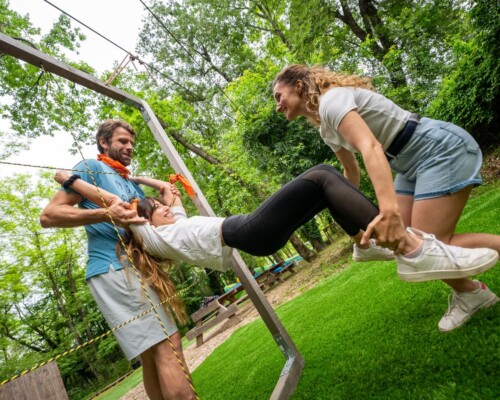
[96,119,136,153]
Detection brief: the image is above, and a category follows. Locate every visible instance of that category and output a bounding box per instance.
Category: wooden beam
[0,32,143,108]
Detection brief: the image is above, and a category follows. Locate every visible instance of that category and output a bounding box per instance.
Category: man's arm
[40,172,144,228]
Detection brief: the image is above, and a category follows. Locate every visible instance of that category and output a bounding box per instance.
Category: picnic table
[185,257,301,346]
[218,259,300,306]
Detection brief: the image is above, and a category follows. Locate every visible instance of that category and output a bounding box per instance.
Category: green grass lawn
[192,182,500,399]
[98,181,499,400]
[93,369,143,400]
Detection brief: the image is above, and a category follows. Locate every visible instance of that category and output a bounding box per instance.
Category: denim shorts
[389,117,483,200]
[87,264,178,360]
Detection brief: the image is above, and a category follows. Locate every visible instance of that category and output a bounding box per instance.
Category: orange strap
[169,173,195,197]
[130,198,139,211]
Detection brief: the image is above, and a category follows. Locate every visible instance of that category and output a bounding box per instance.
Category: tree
[427,0,500,148]
[0,173,124,390]
[0,0,104,153]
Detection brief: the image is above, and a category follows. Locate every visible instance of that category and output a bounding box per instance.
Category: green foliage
[0,1,100,148]
[0,173,127,395]
[427,0,500,148]
[229,66,335,181]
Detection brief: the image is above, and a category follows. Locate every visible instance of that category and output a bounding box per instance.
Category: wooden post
[0,362,68,400]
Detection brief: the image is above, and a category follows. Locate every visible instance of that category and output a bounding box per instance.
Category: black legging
[221,164,379,256]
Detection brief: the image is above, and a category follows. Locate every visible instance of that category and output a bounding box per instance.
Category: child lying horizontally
[55,164,497,283]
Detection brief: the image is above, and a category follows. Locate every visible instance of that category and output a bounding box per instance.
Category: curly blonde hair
[117,197,188,326]
[273,64,374,126]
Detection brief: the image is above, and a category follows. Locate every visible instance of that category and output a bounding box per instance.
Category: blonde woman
[272,64,500,332]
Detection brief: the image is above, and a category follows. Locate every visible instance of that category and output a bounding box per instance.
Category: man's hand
[106,199,146,228]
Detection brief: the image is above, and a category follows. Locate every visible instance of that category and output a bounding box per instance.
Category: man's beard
[107,147,131,166]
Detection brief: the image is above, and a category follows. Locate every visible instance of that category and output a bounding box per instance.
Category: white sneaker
[438,280,499,332]
[396,228,499,282]
[353,239,394,262]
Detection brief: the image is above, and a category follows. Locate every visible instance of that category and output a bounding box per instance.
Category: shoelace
[369,239,393,254]
[426,234,460,267]
[444,292,469,316]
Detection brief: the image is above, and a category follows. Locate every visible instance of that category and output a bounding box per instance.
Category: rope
[0,160,117,175]
[0,268,215,386]
[105,53,135,85]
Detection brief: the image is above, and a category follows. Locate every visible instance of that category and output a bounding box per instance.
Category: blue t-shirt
[67,159,145,279]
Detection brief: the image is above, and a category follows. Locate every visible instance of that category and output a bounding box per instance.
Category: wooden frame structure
[0,32,304,399]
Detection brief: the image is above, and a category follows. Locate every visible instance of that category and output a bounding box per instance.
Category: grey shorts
[389,117,483,200]
[87,265,178,360]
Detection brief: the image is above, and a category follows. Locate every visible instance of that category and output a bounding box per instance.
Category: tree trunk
[288,233,316,262]
[310,238,326,252]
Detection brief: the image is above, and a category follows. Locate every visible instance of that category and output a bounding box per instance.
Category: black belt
[385,113,421,160]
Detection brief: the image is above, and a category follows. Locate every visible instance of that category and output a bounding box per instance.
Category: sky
[0,0,147,178]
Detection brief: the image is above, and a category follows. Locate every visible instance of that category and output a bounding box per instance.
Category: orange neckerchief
[169,173,195,197]
[97,154,131,179]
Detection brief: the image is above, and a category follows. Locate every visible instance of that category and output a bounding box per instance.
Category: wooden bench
[263,259,298,286]
[185,299,241,347]
[216,283,248,306]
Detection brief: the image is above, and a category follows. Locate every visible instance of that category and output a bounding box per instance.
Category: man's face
[100,127,135,166]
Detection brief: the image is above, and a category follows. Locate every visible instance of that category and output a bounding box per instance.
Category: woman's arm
[54,170,121,206]
[335,147,360,188]
[130,176,166,191]
[337,111,406,253]
[131,176,183,207]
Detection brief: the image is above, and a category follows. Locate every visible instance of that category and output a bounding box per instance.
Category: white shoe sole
[352,255,395,262]
[439,295,500,333]
[398,252,499,282]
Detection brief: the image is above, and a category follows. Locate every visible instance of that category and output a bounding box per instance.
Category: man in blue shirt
[41,119,196,400]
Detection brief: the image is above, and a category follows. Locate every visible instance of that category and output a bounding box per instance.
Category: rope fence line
[0,160,117,175]
[0,267,216,387]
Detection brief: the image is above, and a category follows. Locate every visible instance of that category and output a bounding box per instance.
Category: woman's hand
[54,170,72,185]
[361,209,406,254]
[159,183,177,206]
[170,185,181,198]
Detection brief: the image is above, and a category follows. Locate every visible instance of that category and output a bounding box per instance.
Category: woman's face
[149,200,176,227]
[273,81,304,121]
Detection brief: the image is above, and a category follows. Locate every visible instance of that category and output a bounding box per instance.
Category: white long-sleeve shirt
[129,206,233,271]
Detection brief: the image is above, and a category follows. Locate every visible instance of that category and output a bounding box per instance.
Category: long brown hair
[273,64,374,126]
[117,196,188,325]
